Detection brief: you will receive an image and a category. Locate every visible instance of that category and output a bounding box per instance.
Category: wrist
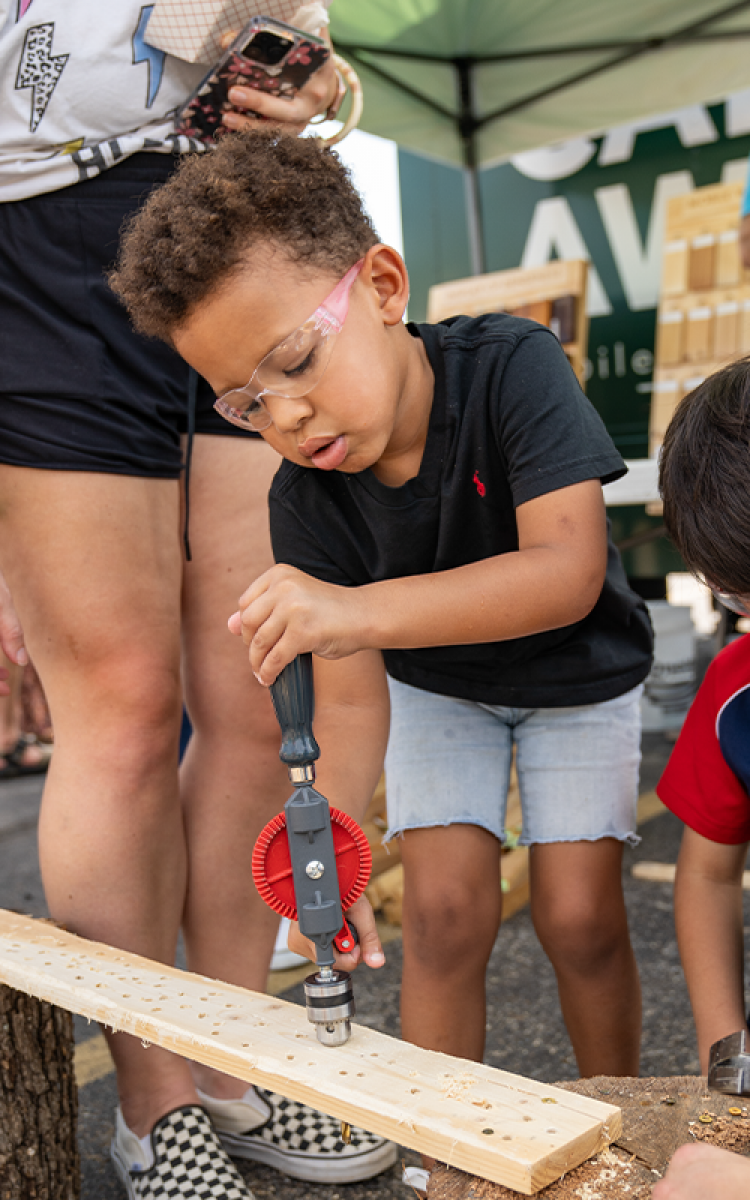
[324,66,346,120]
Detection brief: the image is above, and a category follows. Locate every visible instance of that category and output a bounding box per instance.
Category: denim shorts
[384,679,644,847]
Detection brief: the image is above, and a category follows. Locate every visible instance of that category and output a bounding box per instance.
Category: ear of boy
[362,245,409,327]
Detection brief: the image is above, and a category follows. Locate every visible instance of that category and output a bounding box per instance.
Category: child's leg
[517,685,643,1077]
[385,680,511,1062]
[399,824,503,1060]
[529,839,640,1075]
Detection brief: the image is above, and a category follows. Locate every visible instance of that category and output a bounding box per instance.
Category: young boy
[111,128,653,1081]
[656,356,750,1074]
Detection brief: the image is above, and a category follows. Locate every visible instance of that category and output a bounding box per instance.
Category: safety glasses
[213,259,364,432]
[711,588,750,618]
[697,574,750,618]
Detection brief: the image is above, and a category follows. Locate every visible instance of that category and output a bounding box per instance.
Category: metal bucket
[641,601,696,732]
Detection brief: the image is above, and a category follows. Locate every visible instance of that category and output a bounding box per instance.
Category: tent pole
[464,162,485,277]
[457,58,485,276]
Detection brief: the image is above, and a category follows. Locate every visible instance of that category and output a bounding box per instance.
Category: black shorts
[0,153,257,479]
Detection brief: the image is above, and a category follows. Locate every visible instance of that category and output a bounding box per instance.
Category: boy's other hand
[652,1142,750,1200]
[286,894,386,972]
[229,564,369,685]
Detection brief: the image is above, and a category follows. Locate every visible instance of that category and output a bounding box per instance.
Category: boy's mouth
[298,435,348,471]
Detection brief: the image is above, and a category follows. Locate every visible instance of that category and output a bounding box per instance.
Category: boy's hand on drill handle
[229,564,368,686]
[285,893,386,972]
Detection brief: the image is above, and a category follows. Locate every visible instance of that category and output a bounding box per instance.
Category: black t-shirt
[270,314,653,707]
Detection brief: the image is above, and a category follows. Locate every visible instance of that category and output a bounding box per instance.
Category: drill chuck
[304,968,355,1047]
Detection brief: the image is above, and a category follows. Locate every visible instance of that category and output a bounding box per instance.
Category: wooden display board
[427,260,589,386]
[651,181,750,455]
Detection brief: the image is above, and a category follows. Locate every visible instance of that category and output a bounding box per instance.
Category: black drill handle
[269,653,320,770]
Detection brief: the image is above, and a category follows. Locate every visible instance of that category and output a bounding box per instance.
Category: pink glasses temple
[314,259,364,330]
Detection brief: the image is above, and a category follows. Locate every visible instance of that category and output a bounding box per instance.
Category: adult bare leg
[178,436,290,1100]
[0,465,192,1135]
[529,838,641,1077]
[399,823,503,1062]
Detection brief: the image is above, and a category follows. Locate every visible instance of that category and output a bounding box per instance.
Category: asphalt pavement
[2,729,745,1199]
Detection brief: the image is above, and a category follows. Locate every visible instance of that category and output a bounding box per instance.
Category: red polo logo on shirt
[473,471,486,497]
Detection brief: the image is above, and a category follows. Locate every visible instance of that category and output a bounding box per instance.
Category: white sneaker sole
[217,1127,398,1184]
[110,1139,139,1200]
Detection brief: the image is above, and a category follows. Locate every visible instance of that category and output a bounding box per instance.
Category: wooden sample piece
[685,305,713,361]
[716,229,741,286]
[655,309,684,365]
[661,239,688,295]
[427,260,589,386]
[649,379,681,451]
[0,908,620,1195]
[687,234,715,291]
[714,300,740,359]
[740,298,750,353]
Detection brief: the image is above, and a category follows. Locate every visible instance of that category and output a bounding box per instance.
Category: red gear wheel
[252,805,372,924]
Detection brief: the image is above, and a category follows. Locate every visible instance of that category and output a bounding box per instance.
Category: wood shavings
[441,1072,478,1100]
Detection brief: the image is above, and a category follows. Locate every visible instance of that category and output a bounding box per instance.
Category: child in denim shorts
[112,129,654,1088]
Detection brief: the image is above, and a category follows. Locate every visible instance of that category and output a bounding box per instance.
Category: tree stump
[427,1076,750,1199]
[0,983,79,1200]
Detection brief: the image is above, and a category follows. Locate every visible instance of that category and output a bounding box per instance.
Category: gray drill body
[271,654,356,1046]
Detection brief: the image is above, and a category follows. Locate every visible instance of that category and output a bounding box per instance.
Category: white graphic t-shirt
[0,1,208,199]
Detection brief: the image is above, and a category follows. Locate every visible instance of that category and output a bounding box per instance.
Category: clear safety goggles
[213,259,364,432]
[697,574,750,618]
[711,588,750,618]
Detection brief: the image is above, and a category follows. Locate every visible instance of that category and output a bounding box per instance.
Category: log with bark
[0,981,79,1200]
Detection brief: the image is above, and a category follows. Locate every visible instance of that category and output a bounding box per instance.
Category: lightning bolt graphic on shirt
[133,5,166,109]
[15,22,69,132]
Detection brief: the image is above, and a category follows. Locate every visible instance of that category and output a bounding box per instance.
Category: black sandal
[0,735,51,780]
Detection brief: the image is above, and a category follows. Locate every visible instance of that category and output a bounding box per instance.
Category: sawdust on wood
[427,1148,644,1200]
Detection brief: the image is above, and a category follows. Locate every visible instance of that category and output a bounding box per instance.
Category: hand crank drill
[254,652,371,1046]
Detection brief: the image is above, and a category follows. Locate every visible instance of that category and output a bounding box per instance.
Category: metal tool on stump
[709,1028,750,1095]
[252,653,371,1046]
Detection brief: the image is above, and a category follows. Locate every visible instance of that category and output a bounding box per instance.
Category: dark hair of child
[658,355,750,594]
[109,128,379,342]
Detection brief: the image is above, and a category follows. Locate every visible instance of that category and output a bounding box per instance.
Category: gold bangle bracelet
[319,53,363,146]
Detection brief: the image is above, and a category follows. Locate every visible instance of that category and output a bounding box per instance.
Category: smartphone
[175,16,330,143]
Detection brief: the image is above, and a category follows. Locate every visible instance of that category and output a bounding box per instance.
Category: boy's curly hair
[109,128,378,341]
[659,356,750,594]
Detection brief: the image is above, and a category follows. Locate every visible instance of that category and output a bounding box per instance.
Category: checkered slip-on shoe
[197,1087,397,1184]
[110,1104,255,1199]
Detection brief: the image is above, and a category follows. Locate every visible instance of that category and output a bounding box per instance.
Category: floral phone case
[175,16,330,143]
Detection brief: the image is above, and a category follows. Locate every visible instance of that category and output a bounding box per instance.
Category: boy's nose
[265,391,314,433]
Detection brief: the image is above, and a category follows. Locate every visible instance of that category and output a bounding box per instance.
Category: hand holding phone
[175,16,331,144]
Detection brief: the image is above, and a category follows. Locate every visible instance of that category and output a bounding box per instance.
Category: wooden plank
[427,260,588,319]
[636,790,668,825]
[0,908,620,1195]
[633,860,750,888]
